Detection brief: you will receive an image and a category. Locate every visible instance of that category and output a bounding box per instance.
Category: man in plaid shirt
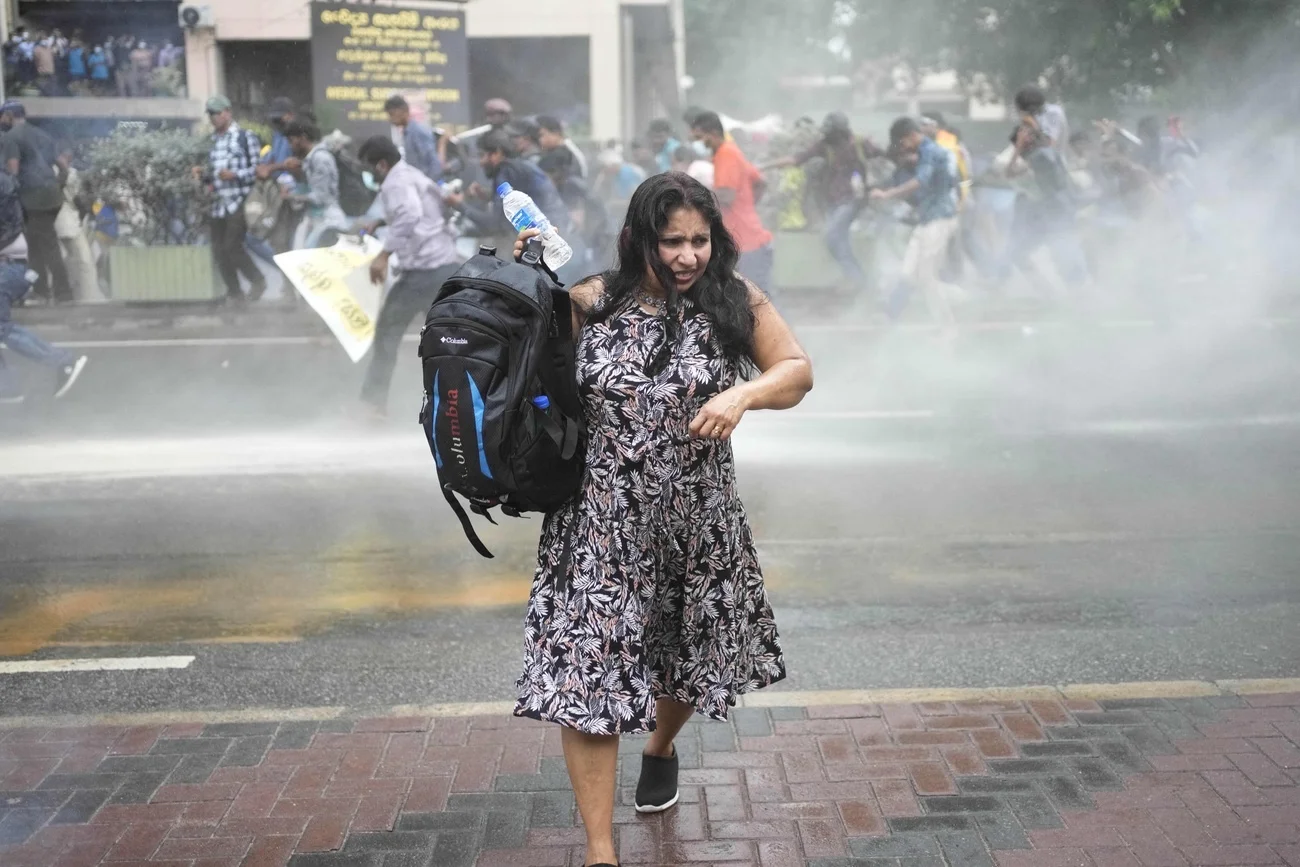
[198,95,266,302]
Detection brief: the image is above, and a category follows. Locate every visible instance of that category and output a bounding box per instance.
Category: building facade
[7,0,683,142]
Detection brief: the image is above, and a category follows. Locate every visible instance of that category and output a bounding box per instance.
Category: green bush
[83,128,212,246]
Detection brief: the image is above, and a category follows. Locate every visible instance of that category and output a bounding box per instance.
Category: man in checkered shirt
[198,95,266,302]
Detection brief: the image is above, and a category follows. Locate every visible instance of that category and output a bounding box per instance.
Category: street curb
[2,678,1296,730]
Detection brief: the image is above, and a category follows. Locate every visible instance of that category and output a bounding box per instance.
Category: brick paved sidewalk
[2,691,1298,867]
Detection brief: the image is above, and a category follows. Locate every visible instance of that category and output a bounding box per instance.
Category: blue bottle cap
[496,182,513,198]
[531,395,550,410]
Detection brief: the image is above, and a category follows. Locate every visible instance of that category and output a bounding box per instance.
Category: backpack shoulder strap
[442,486,495,559]
[531,287,583,461]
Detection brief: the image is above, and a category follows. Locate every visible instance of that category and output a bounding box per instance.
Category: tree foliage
[683,0,846,117]
[840,0,1298,106]
[83,128,212,246]
[682,0,1299,113]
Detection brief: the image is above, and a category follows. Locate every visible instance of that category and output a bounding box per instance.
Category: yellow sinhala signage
[311,2,470,140]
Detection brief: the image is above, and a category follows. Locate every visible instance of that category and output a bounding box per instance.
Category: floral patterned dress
[514,293,786,735]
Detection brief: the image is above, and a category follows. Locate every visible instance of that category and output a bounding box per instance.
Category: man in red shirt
[690,111,774,292]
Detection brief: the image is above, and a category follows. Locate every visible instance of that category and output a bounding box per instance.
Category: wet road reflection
[4,419,1300,699]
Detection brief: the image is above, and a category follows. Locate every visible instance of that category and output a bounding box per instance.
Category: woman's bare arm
[689,285,813,440]
[735,285,814,411]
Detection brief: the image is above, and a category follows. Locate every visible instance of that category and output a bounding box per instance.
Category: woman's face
[652,206,712,293]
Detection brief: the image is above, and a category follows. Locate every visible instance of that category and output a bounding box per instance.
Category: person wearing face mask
[509,171,813,867]
[691,110,774,293]
[355,135,461,418]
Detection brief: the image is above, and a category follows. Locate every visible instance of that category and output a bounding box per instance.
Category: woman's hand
[689,387,750,441]
[512,227,542,262]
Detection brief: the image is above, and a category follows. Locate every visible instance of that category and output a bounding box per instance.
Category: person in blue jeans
[0,156,86,402]
[0,259,88,403]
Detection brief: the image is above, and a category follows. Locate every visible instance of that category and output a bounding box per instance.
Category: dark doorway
[220,40,312,122]
[468,36,590,133]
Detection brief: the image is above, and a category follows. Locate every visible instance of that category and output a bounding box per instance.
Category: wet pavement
[2,315,1300,719]
[2,310,1300,866]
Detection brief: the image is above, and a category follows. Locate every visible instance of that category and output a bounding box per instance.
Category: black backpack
[418,241,585,558]
[335,149,376,217]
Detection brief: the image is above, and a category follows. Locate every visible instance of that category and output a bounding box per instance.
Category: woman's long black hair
[585,171,758,374]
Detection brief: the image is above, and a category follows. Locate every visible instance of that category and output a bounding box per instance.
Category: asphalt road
[2,315,1299,718]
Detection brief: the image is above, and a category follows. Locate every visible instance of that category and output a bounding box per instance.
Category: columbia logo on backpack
[418,241,585,558]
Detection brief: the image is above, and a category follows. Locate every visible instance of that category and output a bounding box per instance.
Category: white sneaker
[54,356,88,399]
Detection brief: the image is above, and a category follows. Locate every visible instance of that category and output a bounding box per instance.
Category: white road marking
[770,410,939,421]
[0,656,195,674]
[1070,413,1300,435]
[56,336,334,349]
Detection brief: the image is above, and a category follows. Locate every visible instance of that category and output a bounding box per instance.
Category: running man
[0,168,87,403]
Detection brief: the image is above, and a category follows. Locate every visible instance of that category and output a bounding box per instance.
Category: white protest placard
[275,236,385,363]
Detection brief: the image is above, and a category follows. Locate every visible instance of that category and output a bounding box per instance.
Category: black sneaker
[54,356,87,399]
[634,748,679,813]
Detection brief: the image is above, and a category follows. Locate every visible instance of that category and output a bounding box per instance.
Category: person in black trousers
[356,136,463,417]
[195,95,266,302]
[1,101,72,304]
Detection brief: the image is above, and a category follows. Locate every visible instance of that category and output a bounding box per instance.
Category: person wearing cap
[257,97,299,184]
[761,111,884,294]
[1,101,72,304]
[0,161,88,403]
[384,94,441,182]
[195,95,266,302]
[248,97,303,261]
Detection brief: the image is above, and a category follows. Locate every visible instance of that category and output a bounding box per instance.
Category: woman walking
[513,171,814,867]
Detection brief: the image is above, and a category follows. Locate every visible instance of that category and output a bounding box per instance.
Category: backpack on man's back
[334,149,376,217]
[418,241,585,558]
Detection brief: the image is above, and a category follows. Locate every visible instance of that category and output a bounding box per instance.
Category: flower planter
[108,245,221,302]
[771,230,877,290]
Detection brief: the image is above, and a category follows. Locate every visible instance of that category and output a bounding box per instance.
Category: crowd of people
[121,86,1200,413]
[4,29,185,98]
[0,82,1207,408]
[639,89,1203,331]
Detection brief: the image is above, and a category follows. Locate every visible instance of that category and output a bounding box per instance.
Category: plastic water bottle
[497,182,572,270]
